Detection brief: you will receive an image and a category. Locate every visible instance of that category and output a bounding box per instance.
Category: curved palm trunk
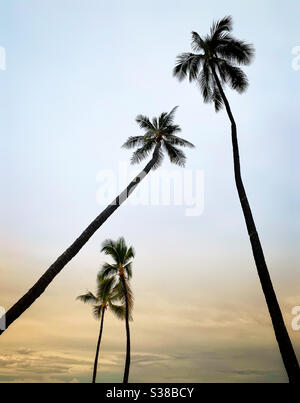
[120,275,131,384]
[92,306,105,383]
[211,65,300,383]
[0,142,162,335]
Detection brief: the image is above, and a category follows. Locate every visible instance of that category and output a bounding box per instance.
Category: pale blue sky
[0,0,299,383]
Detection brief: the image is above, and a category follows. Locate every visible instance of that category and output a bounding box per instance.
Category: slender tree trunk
[0,142,162,335]
[92,306,105,383]
[120,275,131,384]
[211,64,300,383]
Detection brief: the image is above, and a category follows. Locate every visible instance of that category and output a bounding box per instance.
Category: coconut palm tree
[77,275,125,383]
[173,16,300,383]
[0,107,194,336]
[98,237,135,384]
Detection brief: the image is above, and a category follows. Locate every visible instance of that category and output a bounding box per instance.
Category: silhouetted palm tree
[99,237,135,384]
[173,15,300,383]
[0,108,194,336]
[77,275,125,383]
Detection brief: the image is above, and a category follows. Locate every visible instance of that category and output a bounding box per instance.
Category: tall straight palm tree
[173,16,300,383]
[0,108,194,335]
[98,237,135,384]
[77,275,125,383]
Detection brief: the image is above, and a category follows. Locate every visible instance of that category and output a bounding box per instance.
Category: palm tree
[98,237,135,384]
[0,107,194,336]
[77,275,125,383]
[173,16,300,383]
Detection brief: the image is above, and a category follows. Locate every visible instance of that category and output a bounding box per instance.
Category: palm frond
[212,85,224,112]
[165,134,195,148]
[131,140,155,165]
[173,53,202,81]
[158,112,169,129]
[76,291,97,304]
[163,141,187,167]
[210,16,233,41]
[93,304,103,320]
[218,61,249,93]
[152,148,165,170]
[123,262,133,279]
[158,106,179,128]
[136,114,156,131]
[113,280,134,313]
[163,124,182,135]
[152,117,158,130]
[122,136,146,150]
[198,63,213,103]
[216,37,255,65]
[109,302,126,320]
[191,31,207,53]
[101,239,120,263]
[98,262,118,280]
[123,280,134,313]
[124,246,135,263]
[97,276,116,301]
[114,237,128,263]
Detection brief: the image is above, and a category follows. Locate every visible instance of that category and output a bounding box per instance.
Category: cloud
[0,349,92,382]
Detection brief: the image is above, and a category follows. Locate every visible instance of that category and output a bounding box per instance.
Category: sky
[0,0,299,383]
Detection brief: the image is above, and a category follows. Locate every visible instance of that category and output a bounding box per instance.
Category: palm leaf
[113,280,134,313]
[109,302,126,320]
[165,134,195,148]
[98,262,118,280]
[218,61,249,93]
[163,141,186,167]
[114,237,128,263]
[212,85,224,112]
[216,36,254,65]
[97,276,116,301]
[160,106,179,128]
[93,304,102,320]
[122,136,146,150]
[101,239,120,263]
[123,262,133,279]
[152,148,165,170]
[163,124,182,136]
[131,140,155,165]
[198,63,213,102]
[124,246,135,264]
[210,16,233,42]
[76,291,97,304]
[173,53,201,81]
[135,114,156,131]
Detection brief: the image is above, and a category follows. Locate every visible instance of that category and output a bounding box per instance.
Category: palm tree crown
[173,16,255,111]
[99,237,134,313]
[77,275,125,320]
[122,107,194,168]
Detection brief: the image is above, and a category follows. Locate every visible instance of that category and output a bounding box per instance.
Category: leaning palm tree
[173,16,300,383]
[98,237,135,384]
[0,108,194,335]
[77,275,125,383]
